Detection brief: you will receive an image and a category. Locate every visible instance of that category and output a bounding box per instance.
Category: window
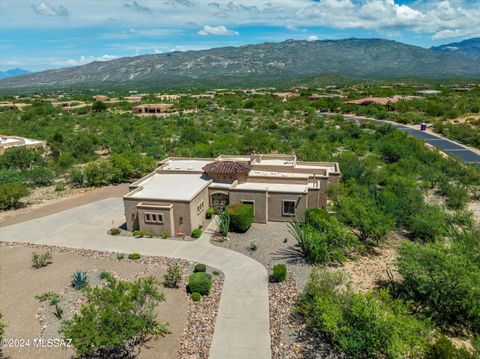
[144,212,163,224]
[282,200,296,216]
[197,201,205,215]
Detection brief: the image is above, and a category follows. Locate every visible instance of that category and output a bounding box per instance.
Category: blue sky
[1,0,479,72]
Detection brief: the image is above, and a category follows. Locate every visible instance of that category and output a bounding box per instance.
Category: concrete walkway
[0,198,271,359]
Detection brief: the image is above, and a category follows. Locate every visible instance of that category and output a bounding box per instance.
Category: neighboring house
[0,102,31,110]
[155,94,180,101]
[132,103,174,115]
[272,92,301,102]
[123,154,340,237]
[51,101,90,111]
[0,135,45,155]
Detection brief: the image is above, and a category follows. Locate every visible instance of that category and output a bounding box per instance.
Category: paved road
[318,112,480,166]
[0,198,271,359]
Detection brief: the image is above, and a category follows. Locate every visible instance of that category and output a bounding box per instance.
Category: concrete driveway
[0,198,271,359]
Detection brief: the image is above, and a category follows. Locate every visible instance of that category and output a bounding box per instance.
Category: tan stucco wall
[267,192,307,222]
[229,189,268,223]
[138,206,174,237]
[188,187,210,232]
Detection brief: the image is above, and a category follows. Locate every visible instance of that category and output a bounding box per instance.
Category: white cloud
[63,54,119,66]
[197,25,239,36]
[307,35,319,41]
[31,2,68,17]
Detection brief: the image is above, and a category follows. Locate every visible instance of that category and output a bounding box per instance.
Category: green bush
[144,229,154,238]
[109,228,120,235]
[206,207,214,219]
[191,228,202,238]
[272,263,287,282]
[32,251,53,269]
[226,203,254,233]
[191,292,201,302]
[0,312,4,342]
[296,270,430,358]
[132,230,143,238]
[128,253,141,260]
[0,183,30,210]
[397,230,480,332]
[161,231,169,239]
[163,264,182,288]
[188,272,212,296]
[62,276,168,358]
[69,168,84,187]
[26,166,55,186]
[55,181,65,192]
[407,204,446,242]
[194,263,206,273]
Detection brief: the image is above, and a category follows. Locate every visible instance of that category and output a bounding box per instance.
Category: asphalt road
[318,112,480,166]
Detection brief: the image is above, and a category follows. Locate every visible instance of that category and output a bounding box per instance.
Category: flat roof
[162,159,213,171]
[233,182,307,193]
[249,170,310,178]
[130,173,210,201]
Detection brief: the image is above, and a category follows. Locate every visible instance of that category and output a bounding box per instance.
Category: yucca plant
[71,270,88,289]
[216,212,230,237]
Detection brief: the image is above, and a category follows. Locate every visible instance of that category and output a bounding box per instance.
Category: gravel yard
[210,222,313,291]
[0,243,223,359]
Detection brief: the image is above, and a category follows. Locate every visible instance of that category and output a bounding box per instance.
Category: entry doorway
[211,193,229,213]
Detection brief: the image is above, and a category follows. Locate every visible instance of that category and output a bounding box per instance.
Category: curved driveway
[0,198,271,359]
[318,112,480,166]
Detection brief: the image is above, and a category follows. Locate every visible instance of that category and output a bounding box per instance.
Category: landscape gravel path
[0,198,271,359]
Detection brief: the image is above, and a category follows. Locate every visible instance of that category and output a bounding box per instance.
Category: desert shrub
[212,271,220,276]
[194,263,206,273]
[248,241,257,251]
[0,183,30,210]
[98,270,113,281]
[407,204,447,242]
[206,207,214,219]
[446,184,469,210]
[110,228,120,235]
[163,264,182,288]
[132,230,143,238]
[188,272,212,296]
[32,251,53,269]
[426,335,475,359]
[26,166,55,186]
[71,270,88,289]
[161,231,168,239]
[116,253,125,260]
[191,228,202,238]
[144,229,154,238]
[0,312,6,341]
[69,168,84,187]
[62,276,168,358]
[296,270,430,359]
[226,203,253,233]
[128,253,141,260]
[289,212,355,264]
[35,291,60,305]
[55,181,65,192]
[272,263,287,282]
[397,231,480,332]
[191,292,201,302]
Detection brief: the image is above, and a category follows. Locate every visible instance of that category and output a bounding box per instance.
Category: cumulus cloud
[307,35,319,41]
[31,2,68,17]
[197,25,239,36]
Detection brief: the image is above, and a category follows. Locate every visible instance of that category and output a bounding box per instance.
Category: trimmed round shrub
[206,207,214,219]
[226,203,254,233]
[132,230,143,238]
[191,228,202,238]
[194,263,207,273]
[128,253,141,260]
[191,292,201,302]
[272,263,287,282]
[188,272,212,296]
[110,228,121,236]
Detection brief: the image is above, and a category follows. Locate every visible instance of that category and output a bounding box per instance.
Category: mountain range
[1,38,480,90]
[0,68,31,80]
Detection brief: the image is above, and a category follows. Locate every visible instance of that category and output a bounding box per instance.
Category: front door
[211,193,229,213]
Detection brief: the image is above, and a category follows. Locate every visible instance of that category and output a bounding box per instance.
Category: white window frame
[145,212,164,224]
[197,200,205,215]
[282,200,296,216]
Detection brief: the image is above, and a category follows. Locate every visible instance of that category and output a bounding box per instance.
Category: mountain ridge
[0,68,31,80]
[1,38,480,90]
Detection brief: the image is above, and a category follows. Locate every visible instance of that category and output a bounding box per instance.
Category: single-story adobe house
[123,154,340,237]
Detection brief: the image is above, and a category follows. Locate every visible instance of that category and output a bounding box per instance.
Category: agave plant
[71,270,88,289]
